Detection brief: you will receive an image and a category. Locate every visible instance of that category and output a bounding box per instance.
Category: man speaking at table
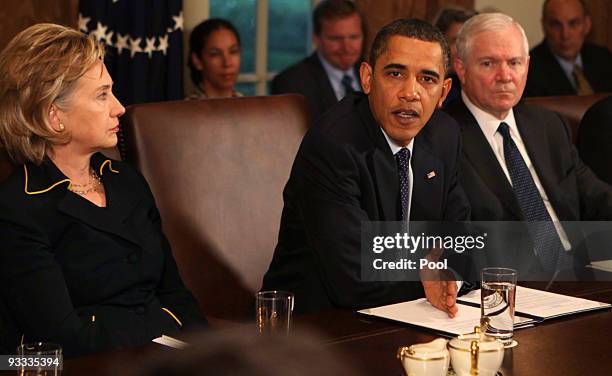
[263,19,471,314]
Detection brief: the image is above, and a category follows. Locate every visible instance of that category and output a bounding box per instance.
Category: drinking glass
[480,268,517,347]
[256,290,294,335]
[16,342,62,376]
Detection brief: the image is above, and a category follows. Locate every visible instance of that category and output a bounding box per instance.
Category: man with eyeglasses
[271,0,363,121]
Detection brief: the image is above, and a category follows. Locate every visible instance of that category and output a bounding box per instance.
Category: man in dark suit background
[432,6,477,106]
[525,0,612,97]
[445,13,612,276]
[263,18,471,314]
[577,95,612,185]
[270,0,363,121]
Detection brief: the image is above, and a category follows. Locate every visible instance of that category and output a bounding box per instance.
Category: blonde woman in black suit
[0,24,205,356]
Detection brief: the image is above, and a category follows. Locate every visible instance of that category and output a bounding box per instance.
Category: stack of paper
[458,286,611,320]
[588,260,612,273]
[153,335,188,349]
[358,286,611,336]
[358,298,534,337]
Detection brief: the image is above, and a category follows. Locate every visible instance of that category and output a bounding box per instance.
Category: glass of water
[480,267,517,347]
[255,291,294,335]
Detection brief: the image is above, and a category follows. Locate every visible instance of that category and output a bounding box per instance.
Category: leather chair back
[122,95,309,320]
[523,93,611,143]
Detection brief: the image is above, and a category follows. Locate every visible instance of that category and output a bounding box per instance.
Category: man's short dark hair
[313,0,360,35]
[188,18,241,86]
[369,18,450,72]
[542,0,589,19]
[433,7,477,34]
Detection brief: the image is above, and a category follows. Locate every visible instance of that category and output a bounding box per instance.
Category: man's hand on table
[420,250,458,318]
[422,277,458,318]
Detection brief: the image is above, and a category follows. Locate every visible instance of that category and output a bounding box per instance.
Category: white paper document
[152,334,188,349]
[358,298,534,336]
[587,260,612,273]
[458,286,611,320]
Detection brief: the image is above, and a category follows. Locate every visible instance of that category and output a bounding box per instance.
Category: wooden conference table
[7,281,611,375]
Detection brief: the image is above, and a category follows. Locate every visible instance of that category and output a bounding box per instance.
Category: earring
[58,122,65,132]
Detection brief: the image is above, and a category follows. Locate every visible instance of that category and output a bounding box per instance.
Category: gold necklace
[68,168,102,195]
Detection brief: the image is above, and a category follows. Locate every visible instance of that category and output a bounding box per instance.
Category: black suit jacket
[525,41,612,97]
[577,95,612,185]
[270,52,361,122]
[444,99,612,271]
[263,93,470,313]
[0,153,205,356]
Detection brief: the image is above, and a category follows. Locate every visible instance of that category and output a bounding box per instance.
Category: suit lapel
[410,141,443,220]
[451,100,523,218]
[513,105,570,218]
[514,105,551,178]
[56,155,142,246]
[357,96,399,220]
[310,54,339,109]
[369,149,399,220]
[57,194,139,246]
[539,42,576,94]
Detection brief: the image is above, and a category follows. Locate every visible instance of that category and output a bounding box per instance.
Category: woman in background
[0,23,205,356]
[187,18,242,99]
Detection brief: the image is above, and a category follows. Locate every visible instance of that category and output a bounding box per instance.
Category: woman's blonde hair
[0,23,105,164]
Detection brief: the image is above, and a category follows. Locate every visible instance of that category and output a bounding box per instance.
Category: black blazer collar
[448,98,523,218]
[309,53,340,108]
[537,41,576,94]
[410,140,444,221]
[24,153,142,245]
[356,95,398,220]
[23,153,120,194]
[513,104,571,219]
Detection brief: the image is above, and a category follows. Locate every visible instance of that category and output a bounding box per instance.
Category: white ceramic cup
[448,328,504,376]
[397,338,450,376]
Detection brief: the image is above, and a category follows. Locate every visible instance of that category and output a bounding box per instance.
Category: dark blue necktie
[341,74,353,98]
[498,122,569,271]
[395,148,411,221]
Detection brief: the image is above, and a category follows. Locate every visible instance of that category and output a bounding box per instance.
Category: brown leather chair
[522,93,611,143]
[122,94,310,320]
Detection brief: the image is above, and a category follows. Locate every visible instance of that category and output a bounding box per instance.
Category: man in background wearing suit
[264,18,471,314]
[445,13,612,276]
[525,0,612,97]
[271,0,363,121]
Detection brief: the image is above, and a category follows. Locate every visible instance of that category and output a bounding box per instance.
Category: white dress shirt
[462,92,572,251]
